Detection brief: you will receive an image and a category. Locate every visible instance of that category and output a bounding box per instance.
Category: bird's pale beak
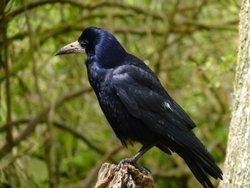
[55,41,85,55]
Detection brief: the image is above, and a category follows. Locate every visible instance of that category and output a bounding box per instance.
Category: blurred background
[0,0,239,187]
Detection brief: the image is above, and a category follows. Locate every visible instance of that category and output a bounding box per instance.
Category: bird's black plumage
[56,27,223,188]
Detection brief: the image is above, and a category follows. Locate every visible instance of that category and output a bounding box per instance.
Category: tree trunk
[219,0,250,187]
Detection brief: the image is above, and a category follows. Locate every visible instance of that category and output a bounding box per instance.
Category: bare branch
[1,2,13,145]
[0,118,107,157]
[0,87,92,159]
[53,121,105,155]
[3,0,164,22]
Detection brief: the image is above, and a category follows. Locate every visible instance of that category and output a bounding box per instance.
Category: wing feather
[112,64,196,133]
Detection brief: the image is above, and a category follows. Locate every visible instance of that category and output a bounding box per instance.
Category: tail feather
[158,140,223,188]
[191,148,223,180]
[185,158,214,188]
[175,132,223,181]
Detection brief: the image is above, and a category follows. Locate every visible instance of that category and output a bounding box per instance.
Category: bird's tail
[158,136,223,188]
[181,149,222,188]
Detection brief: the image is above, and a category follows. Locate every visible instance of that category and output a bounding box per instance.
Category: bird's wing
[112,64,196,134]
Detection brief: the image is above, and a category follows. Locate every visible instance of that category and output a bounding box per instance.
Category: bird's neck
[95,39,127,68]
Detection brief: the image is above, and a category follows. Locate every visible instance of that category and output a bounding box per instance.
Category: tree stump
[95,162,154,188]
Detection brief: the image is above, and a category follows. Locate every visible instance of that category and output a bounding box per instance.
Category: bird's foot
[116,158,150,174]
[115,158,134,171]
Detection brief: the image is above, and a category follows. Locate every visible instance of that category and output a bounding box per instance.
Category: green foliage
[0,0,239,187]
[27,157,48,184]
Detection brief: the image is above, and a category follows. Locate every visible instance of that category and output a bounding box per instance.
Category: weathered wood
[95,162,154,188]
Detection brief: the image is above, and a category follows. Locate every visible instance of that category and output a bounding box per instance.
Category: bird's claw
[115,158,134,171]
[116,158,150,174]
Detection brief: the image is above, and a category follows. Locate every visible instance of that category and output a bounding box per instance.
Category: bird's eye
[80,40,88,47]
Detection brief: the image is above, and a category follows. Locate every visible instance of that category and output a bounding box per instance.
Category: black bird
[56,27,223,188]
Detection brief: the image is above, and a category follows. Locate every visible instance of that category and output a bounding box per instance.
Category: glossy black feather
[77,27,223,187]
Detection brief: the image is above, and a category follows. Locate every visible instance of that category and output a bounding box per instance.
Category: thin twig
[154,0,182,75]
[53,121,105,155]
[190,57,227,114]
[23,2,43,106]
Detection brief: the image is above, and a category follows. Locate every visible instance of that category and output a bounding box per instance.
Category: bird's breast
[86,63,157,145]
[96,84,157,146]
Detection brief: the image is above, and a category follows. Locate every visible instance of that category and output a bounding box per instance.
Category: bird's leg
[116,144,154,172]
[130,144,154,162]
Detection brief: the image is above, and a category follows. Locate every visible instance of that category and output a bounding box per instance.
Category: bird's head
[56,27,127,68]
